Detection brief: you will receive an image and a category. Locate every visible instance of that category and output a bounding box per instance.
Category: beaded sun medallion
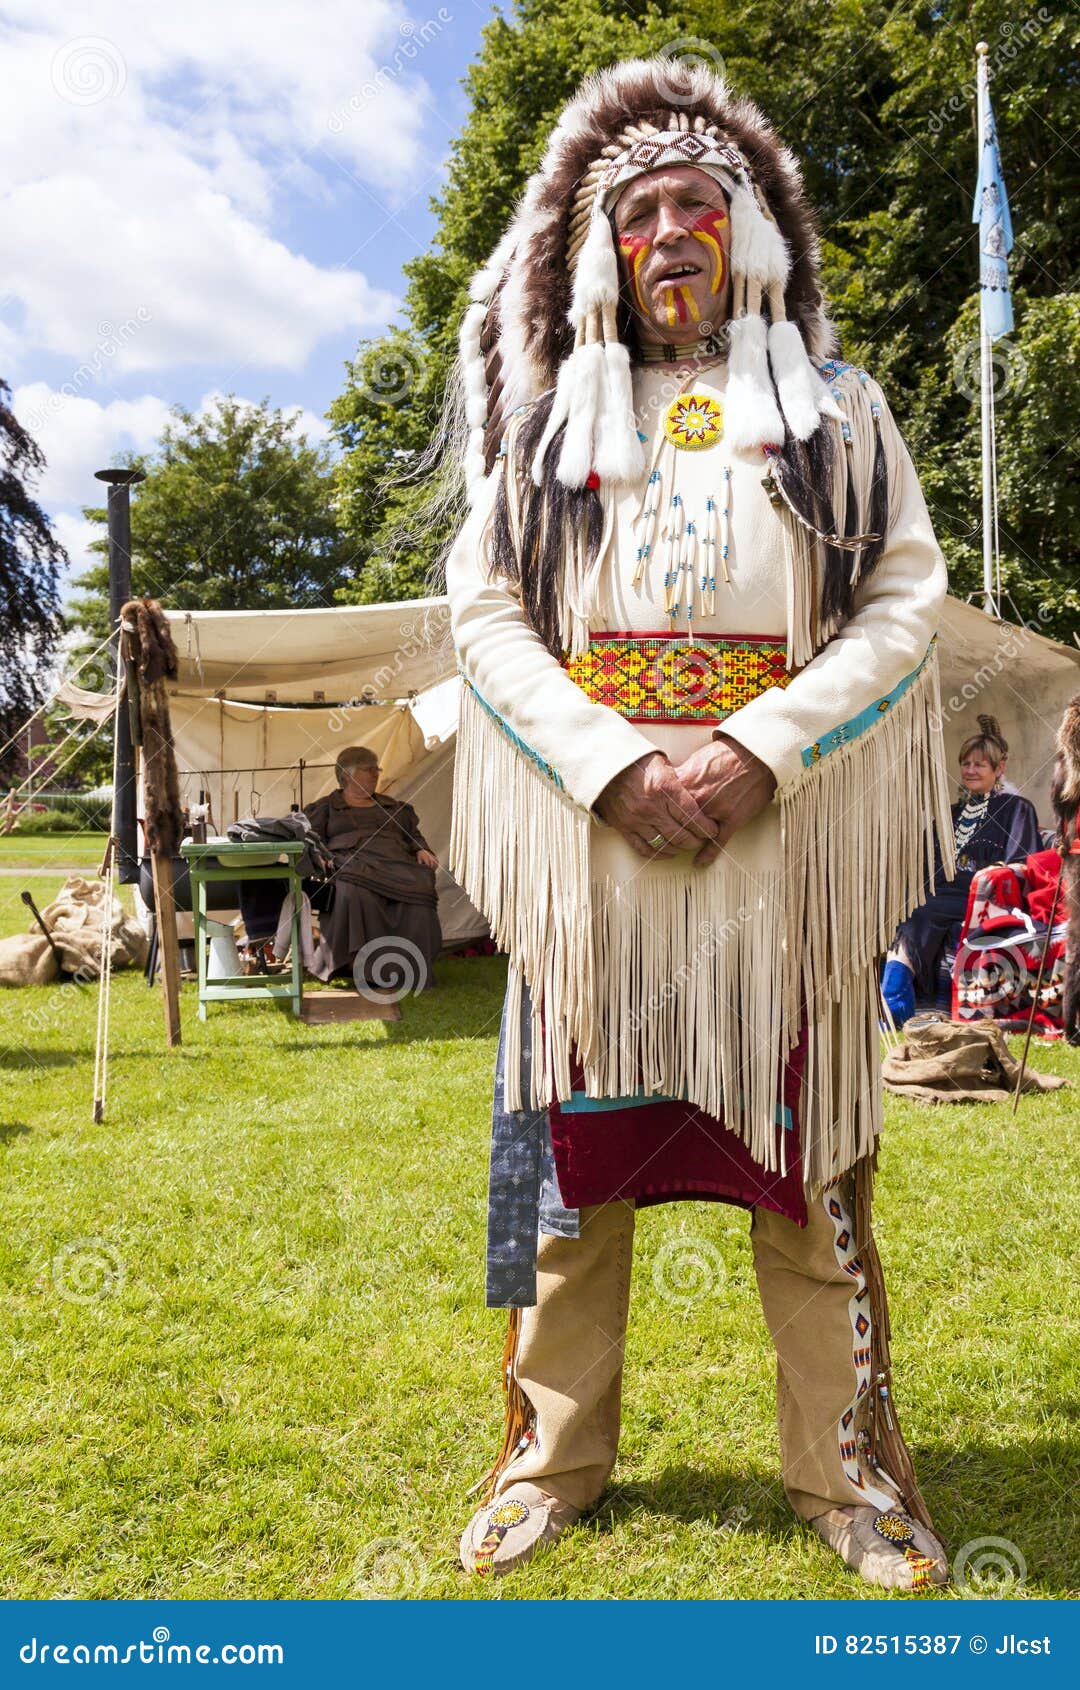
[663,393,724,450]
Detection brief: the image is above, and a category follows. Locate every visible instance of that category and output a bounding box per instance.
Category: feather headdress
[458,58,843,503]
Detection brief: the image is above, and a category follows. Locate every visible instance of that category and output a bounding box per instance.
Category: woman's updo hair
[959,714,1008,765]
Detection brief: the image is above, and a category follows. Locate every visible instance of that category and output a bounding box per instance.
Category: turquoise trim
[561,1085,793,1131]
[561,1087,681,1113]
[461,670,565,791]
[800,645,933,768]
[816,358,859,383]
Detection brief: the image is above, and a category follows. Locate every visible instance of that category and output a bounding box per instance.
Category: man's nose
[653,195,690,245]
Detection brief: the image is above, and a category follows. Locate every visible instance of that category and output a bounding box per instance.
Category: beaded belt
[561,631,791,725]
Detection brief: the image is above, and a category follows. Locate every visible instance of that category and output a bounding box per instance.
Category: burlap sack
[0,876,148,987]
[882,1015,1066,1104]
[0,932,59,987]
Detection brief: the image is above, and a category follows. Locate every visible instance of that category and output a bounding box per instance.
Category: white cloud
[12,382,335,586]
[0,0,445,379]
[52,510,103,587]
[4,174,399,375]
[12,383,171,512]
[288,407,332,446]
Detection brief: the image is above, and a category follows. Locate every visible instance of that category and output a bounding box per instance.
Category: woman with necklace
[883,714,1041,1024]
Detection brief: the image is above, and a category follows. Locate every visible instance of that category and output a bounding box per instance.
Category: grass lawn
[1,855,1077,1601]
[0,832,108,870]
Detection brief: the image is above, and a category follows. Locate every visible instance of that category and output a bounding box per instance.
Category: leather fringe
[453,651,951,1184]
[473,1309,535,1505]
[780,649,955,1189]
[854,1154,937,1536]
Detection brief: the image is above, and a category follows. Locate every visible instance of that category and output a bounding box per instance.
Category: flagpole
[976,41,996,618]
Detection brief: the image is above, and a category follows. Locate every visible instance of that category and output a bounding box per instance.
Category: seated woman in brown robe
[305,745,442,992]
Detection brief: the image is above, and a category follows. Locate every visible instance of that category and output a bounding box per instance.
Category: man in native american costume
[443,58,954,1587]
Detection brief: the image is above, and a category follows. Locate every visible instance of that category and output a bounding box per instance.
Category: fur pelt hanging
[120,597,182,858]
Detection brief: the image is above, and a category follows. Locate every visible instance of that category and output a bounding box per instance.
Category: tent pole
[980,323,996,617]
[975,46,996,620]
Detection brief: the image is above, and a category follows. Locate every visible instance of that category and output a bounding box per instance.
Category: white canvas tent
[163,592,1079,943]
[935,597,1080,821]
[162,598,486,948]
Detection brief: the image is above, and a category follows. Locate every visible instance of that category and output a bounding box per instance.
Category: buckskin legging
[489,1185,913,1522]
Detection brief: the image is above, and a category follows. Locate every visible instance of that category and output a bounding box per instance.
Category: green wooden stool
[181,839,306,1021]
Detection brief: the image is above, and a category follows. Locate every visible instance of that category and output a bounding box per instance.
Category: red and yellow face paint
[617,202,729,328]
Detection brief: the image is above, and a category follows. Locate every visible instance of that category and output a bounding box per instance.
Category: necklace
[636,327,730,363]
[634,362,731,636]
[953,791,990,853]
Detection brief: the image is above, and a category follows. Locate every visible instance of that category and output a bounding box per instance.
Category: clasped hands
[594,737,776,867]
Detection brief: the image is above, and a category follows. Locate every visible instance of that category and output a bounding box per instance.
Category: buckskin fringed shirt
[448,358,953,1228]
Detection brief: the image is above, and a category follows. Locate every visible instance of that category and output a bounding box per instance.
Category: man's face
[612,165,731,346]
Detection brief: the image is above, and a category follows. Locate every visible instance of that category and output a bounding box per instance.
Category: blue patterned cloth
[486,972,579,1308]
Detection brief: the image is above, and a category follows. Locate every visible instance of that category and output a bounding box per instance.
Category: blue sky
[0,0,492,588]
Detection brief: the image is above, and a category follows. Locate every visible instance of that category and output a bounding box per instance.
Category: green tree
[332,0,1078,640]
[0,379,65,777]
[72,395,354,638]
[330,0,684,604]
[329,330,455,604]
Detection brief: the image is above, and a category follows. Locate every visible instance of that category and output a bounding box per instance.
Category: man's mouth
[653,261,702,286]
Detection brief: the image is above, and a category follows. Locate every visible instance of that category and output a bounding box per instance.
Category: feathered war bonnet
[457,57,898,660]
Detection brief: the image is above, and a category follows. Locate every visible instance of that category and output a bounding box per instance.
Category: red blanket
[952,850,1066,1036]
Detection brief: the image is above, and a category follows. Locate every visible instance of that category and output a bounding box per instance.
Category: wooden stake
[151,849,183,1047]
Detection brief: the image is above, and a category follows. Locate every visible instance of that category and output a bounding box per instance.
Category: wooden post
[150,849,183,1047]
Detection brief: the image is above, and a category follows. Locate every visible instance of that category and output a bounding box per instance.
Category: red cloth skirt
[547,1027,808,1226]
